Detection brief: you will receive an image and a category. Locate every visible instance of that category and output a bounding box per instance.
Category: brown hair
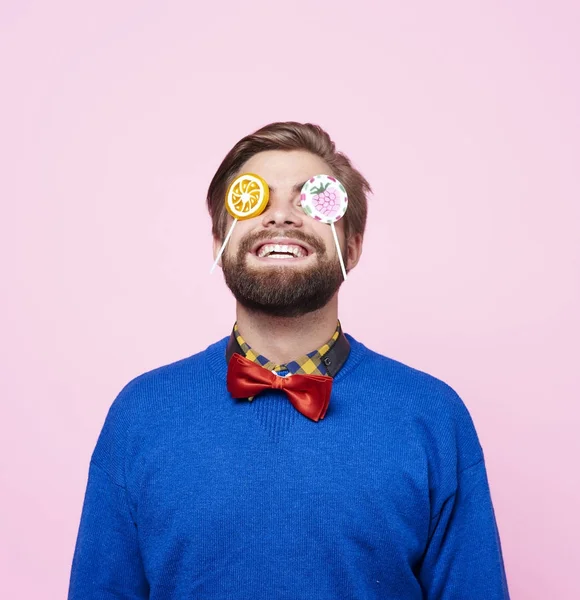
[206,121,372,241]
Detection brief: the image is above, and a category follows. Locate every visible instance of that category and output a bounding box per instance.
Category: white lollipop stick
[331,222,347,281]
[210,218,238,274]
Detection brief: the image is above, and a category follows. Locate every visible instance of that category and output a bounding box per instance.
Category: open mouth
[253,241,310,260]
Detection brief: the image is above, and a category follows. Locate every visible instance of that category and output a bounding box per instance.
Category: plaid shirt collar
[225,321,350,378]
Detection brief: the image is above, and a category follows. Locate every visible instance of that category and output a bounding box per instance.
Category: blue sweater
[69,335,510,599]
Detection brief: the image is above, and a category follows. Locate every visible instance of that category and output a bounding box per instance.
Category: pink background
[1,1,579,597]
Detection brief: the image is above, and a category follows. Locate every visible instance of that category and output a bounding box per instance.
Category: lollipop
[210,173,270,274]
[300,175,349,280]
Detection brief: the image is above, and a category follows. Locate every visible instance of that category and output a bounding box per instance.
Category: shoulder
[90,337,228,480]
[96,337,227,438]
[344,334,484,469]
[345,334,464,409]
[113,336,228,408]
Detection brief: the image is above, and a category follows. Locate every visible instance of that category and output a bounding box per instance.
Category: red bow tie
[227,353,333,422]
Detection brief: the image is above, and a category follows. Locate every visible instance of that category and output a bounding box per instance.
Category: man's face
[214,150,361,318]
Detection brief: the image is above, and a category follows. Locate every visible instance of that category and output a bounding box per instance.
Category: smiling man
[69,122,510,599]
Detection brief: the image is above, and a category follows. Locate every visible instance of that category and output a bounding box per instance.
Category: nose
[260,189,304,228]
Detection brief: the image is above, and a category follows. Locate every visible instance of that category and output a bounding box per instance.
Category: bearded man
[69,122,510,599]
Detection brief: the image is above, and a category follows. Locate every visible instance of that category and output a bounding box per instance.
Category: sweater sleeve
[68,384,149,599]
[417,458,510,599]
[68,460,149,599]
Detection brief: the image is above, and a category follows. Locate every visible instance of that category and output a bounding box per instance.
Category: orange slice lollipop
[226,173,269,220]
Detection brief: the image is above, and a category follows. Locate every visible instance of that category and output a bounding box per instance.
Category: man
[69,122,510,599]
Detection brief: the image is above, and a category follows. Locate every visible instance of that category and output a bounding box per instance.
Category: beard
[222,229,345,318]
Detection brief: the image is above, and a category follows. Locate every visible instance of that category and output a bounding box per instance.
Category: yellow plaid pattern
[233,322,341,376]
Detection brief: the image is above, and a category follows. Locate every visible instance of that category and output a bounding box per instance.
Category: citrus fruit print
[300,175,348,224]
[226,173,269,220]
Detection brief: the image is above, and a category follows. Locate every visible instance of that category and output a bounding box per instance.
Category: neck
[235,297,339,365]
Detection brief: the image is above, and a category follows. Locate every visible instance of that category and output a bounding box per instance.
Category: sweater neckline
[205,331,366,386]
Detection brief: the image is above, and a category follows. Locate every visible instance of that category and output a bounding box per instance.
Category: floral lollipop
[300,175,349,280]
[210,173,269,274]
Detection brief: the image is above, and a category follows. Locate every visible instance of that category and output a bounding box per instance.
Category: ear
[345,232,363,272]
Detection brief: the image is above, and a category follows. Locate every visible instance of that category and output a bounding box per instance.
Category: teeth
[257,243,306,258]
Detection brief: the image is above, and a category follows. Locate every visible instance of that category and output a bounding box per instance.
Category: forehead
[239,150,334,188]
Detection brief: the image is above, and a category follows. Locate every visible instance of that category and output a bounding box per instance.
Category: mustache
[238,229,326,255]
